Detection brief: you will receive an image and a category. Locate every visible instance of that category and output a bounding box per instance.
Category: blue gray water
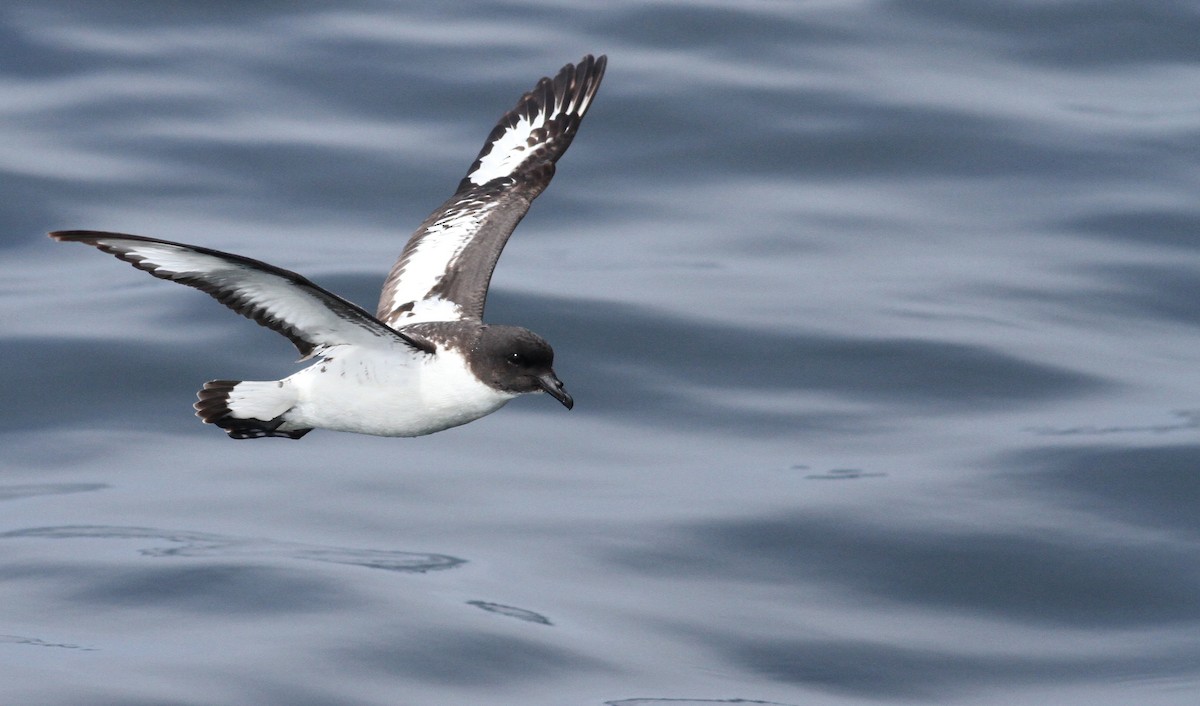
[3,2,1199,704]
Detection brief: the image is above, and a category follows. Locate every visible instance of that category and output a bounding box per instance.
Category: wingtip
[49,230,102,244]
[455,54,607,194]
[579,53,607,75]
[49,230,130,243]
[561,54,607,96]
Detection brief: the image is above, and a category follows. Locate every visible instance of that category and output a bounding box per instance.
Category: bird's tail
[194,379,310,439]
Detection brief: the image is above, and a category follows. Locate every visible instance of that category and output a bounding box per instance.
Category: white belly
[281,346,516,437]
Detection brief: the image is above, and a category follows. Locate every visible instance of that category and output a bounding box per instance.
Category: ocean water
[3,2,1200,704]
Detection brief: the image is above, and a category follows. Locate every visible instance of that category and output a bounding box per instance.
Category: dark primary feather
[458,54,606,193]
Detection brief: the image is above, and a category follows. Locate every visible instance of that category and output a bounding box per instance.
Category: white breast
[283,345,516,437]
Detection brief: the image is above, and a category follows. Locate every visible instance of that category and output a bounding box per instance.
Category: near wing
[50,230,430,358]
[377,54,606,326]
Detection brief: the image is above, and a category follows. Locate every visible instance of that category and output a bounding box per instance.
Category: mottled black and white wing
[51,230,429,358]
[377,54,606,326]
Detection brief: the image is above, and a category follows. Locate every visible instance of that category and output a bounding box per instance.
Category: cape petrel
[51,54,606,439]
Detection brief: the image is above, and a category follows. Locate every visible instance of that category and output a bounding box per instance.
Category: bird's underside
[49,55,604,439]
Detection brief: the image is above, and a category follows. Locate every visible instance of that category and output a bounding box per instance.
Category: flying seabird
[50,54,606,439]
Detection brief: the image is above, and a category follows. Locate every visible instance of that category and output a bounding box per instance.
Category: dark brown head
[470,325,573,409]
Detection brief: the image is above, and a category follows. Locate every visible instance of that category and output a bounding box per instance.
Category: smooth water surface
[3,2,1200,704]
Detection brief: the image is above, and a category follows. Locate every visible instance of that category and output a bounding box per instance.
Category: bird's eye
[508,352,523,365]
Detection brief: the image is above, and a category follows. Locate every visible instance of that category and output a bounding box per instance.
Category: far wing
[51,230,431,358]
[377,54,606,326]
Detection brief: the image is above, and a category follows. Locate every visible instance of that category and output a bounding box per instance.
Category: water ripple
[0,633,97,651]
[0,483,108,501]
[0,525,466,573]
[607,700,799,706]
[466,600,553,626]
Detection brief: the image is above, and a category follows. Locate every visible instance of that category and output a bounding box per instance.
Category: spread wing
[377,54,606,326]
[50,230,431,358]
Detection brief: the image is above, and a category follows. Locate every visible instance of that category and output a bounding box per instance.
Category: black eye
[508,352,523,365]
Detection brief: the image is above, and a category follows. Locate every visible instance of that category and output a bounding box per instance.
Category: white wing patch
[465,68,599,187]
[468,113,546,186]
[378,195,497,324]
[112,242,368,347]
[395,296,463,325]
[118,242,214,273]
[377,55,606,326]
